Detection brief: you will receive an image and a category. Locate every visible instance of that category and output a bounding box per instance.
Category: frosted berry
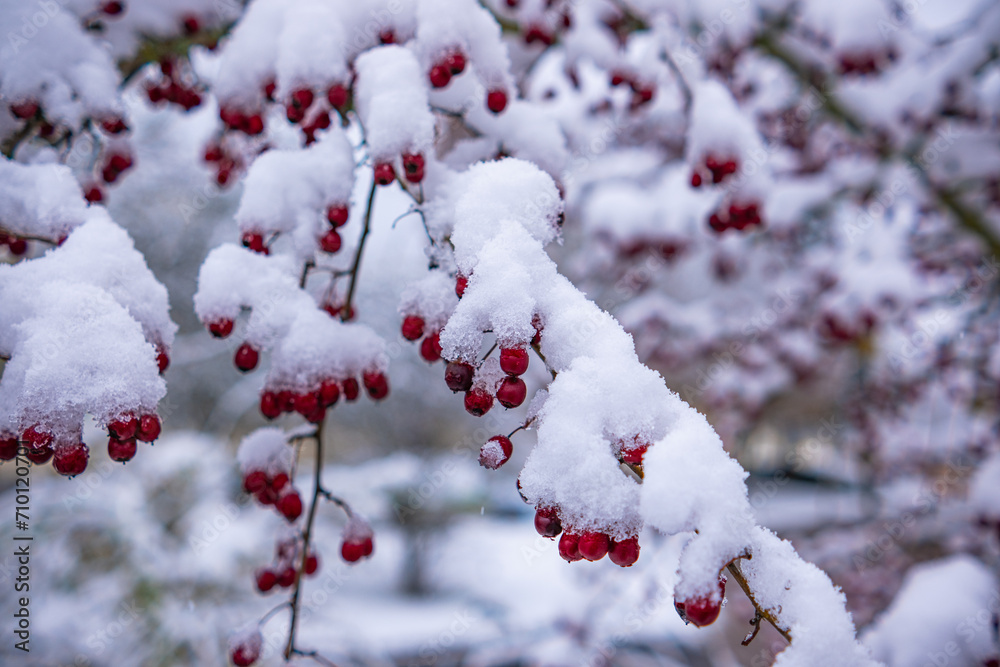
[243,470,267,494]
[156,345,170,373]
[21,425,53,451]
[373,162,395,186]
[444,361,474,392]
[255,568,277,593]
[25,445,53,465]
[379,28,396,44]
[235,343,259,372]
[277,490,303,522]
[558,532,583,562]
[108,415,138,440]
[487,89,508,114]
[675,578,726,627]
[401,315,425,341]
[402,152,425,184]
[446,51,466,75]
[342,377,360,401]
[320,380,340,407]
[208,318,234,338]
[499,347,529,376]
[182,14,200,35]
[109,435,138,463]
[0,436,18,461]
[429,63,451,88]
[496,376,527,408]
[260,391,281,420]
[420,332,442,362]
[341,536,374,563]
[137,414,161,442]
[609,536,640,567]
[241,232,268,254]
[326,204,349,227]
[84,185,104,203]
[363,371,390,400]
[320,229,342,253]
[479,435,513,470]
[464,387,494,417]
[534,507,562,538]
[609,70,630,87]
[243,114,264,135]
[455,274,468,297]
[53,443,89,477]
[577,531,610,561]
[621,441,648,465]
[230,631,262,667]
[293,391,319,416]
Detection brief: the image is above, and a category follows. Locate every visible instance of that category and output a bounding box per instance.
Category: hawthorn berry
[108,415,138,440]
[534,507,562,538]
[271,473,289,493]
[479,435,513,470]
[420,332,442,362]
[293,390,319,417]
[0,436,17,461]
[101,1,124,16]
[675,578,726,627]
[243,114,264,135]
[401,315,425,341]
[373,162,395,186]
[106,436,135,463]
[156,345,170,372]
[444,361,474,392]
[100,117,127,134]
[402,152,425,184]
[25,446,53,465]
[609,70,630,87]
[84,185,104,203]
[690,171,702,188]
[319,380,340,407]
[499,347,529,376]
[304,553,319,575]
[182,14,200,35]
[558,532,583,562]
[53,443,89,477]
[326,204,349,227]
[341,536,374,563]
[379,28,396,44]
[487,89,508,114]
[10,100,38,120]
[137,414,161,442]
[277,490,303,522]
[577,531,610,561]
[241,232,268,254]
[455,274,468,298]
[21,425,53,451]
[342,377,360,401]
[320,229,342,253]
[234,343,259,372]
[255,568,277,593]
[208,318,234,338]
[446,51,466,75]
[363,371,390,400]
[609,536,640,567]
[243,470,267,494]
[327,84,349,110]
[429,63,451,88]
[464,387,494,417]
[621,441,648,465]
[230,630,262,667]
[260,391,281,420]
[6,237,27,256]
[496,376,527,408]
[277,566,296,588]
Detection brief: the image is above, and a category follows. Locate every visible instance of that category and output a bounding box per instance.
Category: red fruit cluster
[399,315,443,363]
[402,152,425,184]
[341,534,374,563]
[674,577,726,627]
[319,203,349,253]
[707,200,763,234]
[428,48,467,88]
[496,346,528,408]
[203,140,244,187]
[257,372,385,423]
[219,106,265,136]
[527,504,639,567]
[0,231,28,257]
[255,538,321,595]
[243,469,302,521]
[607,70,656,109]
[106,412,161,464]
[478,435,513,469]
[838,51,888,76]
[100,151,133,185]
[145,58,202,111]
[691,153,739,187]
[327,83,351,113]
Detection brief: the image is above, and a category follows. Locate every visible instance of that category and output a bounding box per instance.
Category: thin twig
[341,178,377,321]
[726,560,792,644]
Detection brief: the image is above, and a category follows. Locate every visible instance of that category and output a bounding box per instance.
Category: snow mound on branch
[398,270,460,331]
[0,159,90,241]
[237,427,294,475]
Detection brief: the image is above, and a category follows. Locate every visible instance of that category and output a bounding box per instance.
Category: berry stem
[725,559,792,644]
[341,177,377,322]
[258,601,292,628]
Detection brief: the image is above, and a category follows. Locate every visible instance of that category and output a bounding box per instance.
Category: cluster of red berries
[341,530,375,563]
[254,537,319,595]
[526,501,640,568]
[838,50,890,77]
[106,412,162,463]
[0,230,28,256]
[320,202,350,254]
[819,310,877,344]
[372,152,427,188]
[243,468,303,521]
[145,57,203,112]
[674,577,726,627]
[478,434,513,470]
[426,47,508,114]
[690,153,739,187]
[616,237,685,262]
[608,70,656,109]
[708,200,763,234]
[99,150,134,185]
[400,314,443,363]
[203,140,245,187]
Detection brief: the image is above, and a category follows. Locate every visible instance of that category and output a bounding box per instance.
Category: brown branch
[341,178,377,321]
[726,559,793,644]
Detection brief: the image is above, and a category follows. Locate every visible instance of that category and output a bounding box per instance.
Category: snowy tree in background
[1,0,999,665]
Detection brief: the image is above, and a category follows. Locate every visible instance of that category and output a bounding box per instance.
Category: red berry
[326,204,349,227]
[277,490,303,522]
[420,332,442,362]
[320,229,342,253]
[156,345,171,373]
[243,114,264,135]
[327,84,349,109]
[577,531,610,561]
[558,532,583,562]
[137,414,161,442]
[429,63,452,88]
[342,377,360,401]
[182,14,200,35]
[21,425,53,451]
[277,566,296,588]
[293,390,319,416]
[373,162,395,186]
[362,371,390,400]
[255,568,277,593]
[402,152,425,184]
[379,28,396,44]
[534,507,562,538]
[444,361,474,392]
[524,26,553,45]
[260,391,281,419]
[0,436,18,461]
[341,537,373,563]
[53,443,89,477]
[608,536,640,567]
[107,436,136,463]
[25,445,53,465]
[690,171,702,188]
[234,343,259,372]
[84,185,104,203]
[241,232,267,254]
[304,553,319,575]
[208,318,234,338]
[479,435,513,469]
[675,578,725,627]
[401,315,425,341]
[230,631,262,667]
[100,117,127,134]
[621,442,648,465]
[290,88,314,111]
[219,107,244,130]
[464,387,494,417]
[455,275,468,298]
[319,379,340,407]
[101,1,124,16]
[708,213,728,234]
[496,376,526,408]
[499,347,529,375]
[10,100,39,120]
[108,415,138,440]
[486,89,508,114]
[243,470,267,494]
[270,472,289,493]
[7,237,27,256]
[610,70,629,87]
[446,51,466,75]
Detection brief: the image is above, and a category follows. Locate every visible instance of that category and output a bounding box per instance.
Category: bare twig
[726,559,792,644]
[341,178,377,321]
